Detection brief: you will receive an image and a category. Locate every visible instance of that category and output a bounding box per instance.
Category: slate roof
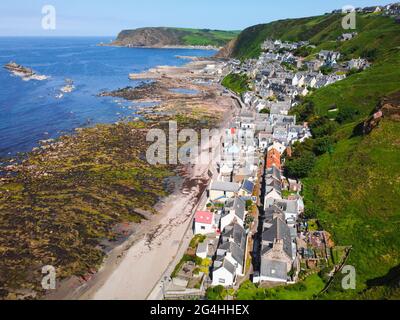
[266,166,282,181]
[274,199,298,214]
[210,181,240,193]
[222,223,247,250]
[218,241,245,266]
[224,197,246,221]
[262,217,293,259]
[214,257,236,275]
[264,205,285,222]
[260,258,288,281]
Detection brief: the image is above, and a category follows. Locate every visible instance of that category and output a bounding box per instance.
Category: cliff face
[111,27,239,48]
[113,28,183,47]
[215,38,238,58]
[363,91,400,134]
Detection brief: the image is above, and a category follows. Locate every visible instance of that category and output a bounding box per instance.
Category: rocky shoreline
[0,57,232,300]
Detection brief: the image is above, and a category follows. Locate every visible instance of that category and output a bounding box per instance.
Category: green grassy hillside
[229,14,400,60]
[221,73,250,94]
[115,27,240,47]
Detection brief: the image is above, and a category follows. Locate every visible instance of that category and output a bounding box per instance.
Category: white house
[194,211,216,235]
[212,258,236,287]
[268,142,286,155]
[209,181,240,201]
[220,197,246,232]
[196,241,209,259]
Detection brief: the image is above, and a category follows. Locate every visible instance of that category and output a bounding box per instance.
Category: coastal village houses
[182,26,377,294]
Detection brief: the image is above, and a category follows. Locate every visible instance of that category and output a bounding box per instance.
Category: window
[201,226,206,230]
[219,279,225,284]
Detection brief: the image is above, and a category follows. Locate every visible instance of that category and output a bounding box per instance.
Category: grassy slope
[303,120,400,299]
[237,274,325,300]
[221,73,250,94]
[178,28,240,47]
[231,13,400,299]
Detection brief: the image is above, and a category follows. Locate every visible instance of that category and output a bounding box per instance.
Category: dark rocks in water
[4,61,34,76]
[4,61,48,81]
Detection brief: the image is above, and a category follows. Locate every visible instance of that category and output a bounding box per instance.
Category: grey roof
[264,205,285,222]
[222,223,247,249]
[274,199,298,214]
[266,166,282,181]
[262,217,293,259]
[214,257,236,275]
[224,197,246,221]
[218,241,245,266]
[196,242,208,254]
[210,181,240,193]
[260,258,288,281]
[266,178,282,193]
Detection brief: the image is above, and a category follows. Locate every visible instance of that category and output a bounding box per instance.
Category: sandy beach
[48,59,238,300]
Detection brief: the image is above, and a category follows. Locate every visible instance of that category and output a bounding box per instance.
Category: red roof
[266,148,281,170]
[195,211,214,225]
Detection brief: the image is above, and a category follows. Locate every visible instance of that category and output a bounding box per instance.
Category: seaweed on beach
[0,112,219,299]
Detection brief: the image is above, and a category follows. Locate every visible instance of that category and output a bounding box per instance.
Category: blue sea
[0,37,216,158]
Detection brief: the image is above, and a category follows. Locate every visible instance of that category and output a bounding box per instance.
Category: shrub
[313,136,335,156]
[310,117,338,138]
[206,285,227,300]
[336,107,360,124]
[285,151,317,179]
[221,73,250,94]
[320,66,333,75]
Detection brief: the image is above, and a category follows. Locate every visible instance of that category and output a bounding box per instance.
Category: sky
[0,0,392,37]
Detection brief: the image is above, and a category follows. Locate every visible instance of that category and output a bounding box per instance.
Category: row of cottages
[194,196,247,236]
[212,223,247,286]
[253,142,301,284]
[193,197,249,287]
[256,206,297,283]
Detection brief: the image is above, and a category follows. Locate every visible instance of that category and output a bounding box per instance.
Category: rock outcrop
[363,91,400,134]
[215,38,238,59]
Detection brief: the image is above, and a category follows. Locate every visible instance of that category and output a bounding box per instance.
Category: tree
[206,286,227,300]
[285,151,316,179]
[310,117,338,138]
[313,136,334,156]
[290,100,315,122]
[336,107,360,124]
[320,66,333,75]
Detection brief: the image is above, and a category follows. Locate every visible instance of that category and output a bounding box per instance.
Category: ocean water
[0,37,216,157]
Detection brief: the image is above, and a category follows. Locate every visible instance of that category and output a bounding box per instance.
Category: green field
[179,28,241,47]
